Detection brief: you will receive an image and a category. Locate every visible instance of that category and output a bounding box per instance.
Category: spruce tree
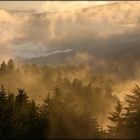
[15,89,28,105]
[7,59,15,72]
[107,100,124,138]
[0,61,7,73]
[123,85,140,138]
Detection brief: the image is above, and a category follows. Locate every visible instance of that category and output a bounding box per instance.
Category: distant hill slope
[25,51,75,65]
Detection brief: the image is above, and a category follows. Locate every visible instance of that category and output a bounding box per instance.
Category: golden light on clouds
[41,1,113,12]
[0,1,116,12]
[0,1,140,132]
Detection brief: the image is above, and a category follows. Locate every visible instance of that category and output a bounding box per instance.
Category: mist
[0,1,140,138]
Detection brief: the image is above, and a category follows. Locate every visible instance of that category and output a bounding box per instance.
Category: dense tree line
[1,84,140,139]
[0,59,140,139]
[0,85,104,139]
[0,59,117,122]
[0,86,46,139]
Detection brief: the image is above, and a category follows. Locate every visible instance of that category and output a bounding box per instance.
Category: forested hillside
[1,1,140,138]
[0,59,140,139]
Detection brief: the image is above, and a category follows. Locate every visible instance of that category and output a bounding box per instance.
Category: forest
[1,1,140,139]
[0,59,140,139]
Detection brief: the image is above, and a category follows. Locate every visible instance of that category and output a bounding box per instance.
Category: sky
[0,1,140,127]
[0,0,139,60]
[0,1,115,12]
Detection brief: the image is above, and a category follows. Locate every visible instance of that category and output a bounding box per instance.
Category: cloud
[40,1,113,13]
[0,1,140,66]
[1,1,140,127]
[46,49,73,57]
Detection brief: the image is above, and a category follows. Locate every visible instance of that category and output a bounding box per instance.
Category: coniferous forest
[1,1,140,139]
[0,59,140,139]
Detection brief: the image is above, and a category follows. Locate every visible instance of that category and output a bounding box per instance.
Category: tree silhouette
[41,87,102,139]
[0,61,7,73]
[108,85,140,138]
[7,59,15,72]
[123,85,140,138]
[15,89,28,105]
[107,100,124,138]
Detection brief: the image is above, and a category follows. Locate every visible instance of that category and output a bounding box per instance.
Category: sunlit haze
[0,1,140,138]
[0,1,115,12]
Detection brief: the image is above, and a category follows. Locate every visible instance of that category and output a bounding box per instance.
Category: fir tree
[7,59,15,72]
[107,100,124,138]
[123,85,140,138]
[0,61,7,72]
[15,89,28,105]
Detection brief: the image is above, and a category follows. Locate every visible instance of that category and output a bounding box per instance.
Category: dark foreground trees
[0,86,103,139]
[41,88,101,139]
[0,86,46,139]
[1,75,140,139]
[107,85,140,138]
